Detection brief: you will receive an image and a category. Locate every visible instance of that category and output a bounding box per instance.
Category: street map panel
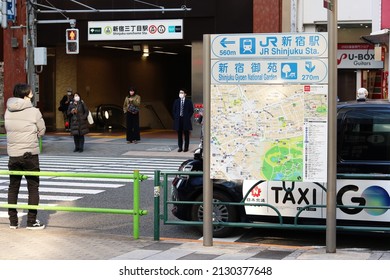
[210,84,328,182]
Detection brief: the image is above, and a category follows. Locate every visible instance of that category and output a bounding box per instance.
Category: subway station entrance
[32,1,253,132]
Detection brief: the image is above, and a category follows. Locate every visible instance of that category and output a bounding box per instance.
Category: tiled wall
[253,0,281,33]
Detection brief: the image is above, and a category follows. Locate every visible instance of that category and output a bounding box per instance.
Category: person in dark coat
[67,92,89,152]
[122,87,141,143]
[59,88,74,131]
[172,89,194,152]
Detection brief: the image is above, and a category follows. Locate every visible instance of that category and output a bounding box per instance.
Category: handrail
[0,170,148,239]
[144,104,166,129]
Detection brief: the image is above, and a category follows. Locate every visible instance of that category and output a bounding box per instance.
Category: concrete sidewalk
[0,226,389,260]
[38,129,201,158]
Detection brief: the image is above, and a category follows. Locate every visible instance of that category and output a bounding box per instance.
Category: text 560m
[212,266,272,276]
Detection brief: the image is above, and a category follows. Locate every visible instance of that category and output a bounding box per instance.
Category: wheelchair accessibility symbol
[240,38,256,54]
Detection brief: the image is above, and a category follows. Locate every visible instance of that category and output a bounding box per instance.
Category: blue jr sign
[210,33,328,85]
[211,33,328,59]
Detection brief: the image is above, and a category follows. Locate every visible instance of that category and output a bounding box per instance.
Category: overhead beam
[35,19,76,26]
[36,8,191,14]
[31,0,191,14]
[69,0,97,11]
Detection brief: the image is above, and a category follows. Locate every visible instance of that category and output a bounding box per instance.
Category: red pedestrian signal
[67,30,77,41]
[66,28,79,54]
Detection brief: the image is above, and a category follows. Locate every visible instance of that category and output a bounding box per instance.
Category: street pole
[202,34,213,246]
[26,0,37,104]
[326,0,337,253]
[291,0,297,32]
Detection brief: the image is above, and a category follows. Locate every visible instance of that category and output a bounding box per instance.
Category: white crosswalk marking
[0,155,182,178]
[0,155,183,219]
[0,193,83,201]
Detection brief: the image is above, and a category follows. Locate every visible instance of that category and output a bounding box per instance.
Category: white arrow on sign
[220,37,235,48]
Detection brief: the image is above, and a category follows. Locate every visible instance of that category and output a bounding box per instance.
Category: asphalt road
[1,130,389,250]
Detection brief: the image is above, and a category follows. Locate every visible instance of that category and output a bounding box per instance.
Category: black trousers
[126,112,140,141]
[73,135,85,151]
[177,117,190,150]
[8,153,40,225]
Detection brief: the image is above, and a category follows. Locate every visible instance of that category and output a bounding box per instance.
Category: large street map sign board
[209,33,328,182]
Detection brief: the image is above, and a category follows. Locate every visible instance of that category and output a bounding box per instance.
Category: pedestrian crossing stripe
[0,155,184,220]
[1,180,124,188]
[0,193,82,201]
[0,155,183,181]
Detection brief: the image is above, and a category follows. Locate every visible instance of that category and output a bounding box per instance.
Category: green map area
[261,136,303,181]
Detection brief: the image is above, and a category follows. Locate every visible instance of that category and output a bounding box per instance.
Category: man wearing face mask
[4,83,46,230]
[59,88,74,131]
[172,89,194,152]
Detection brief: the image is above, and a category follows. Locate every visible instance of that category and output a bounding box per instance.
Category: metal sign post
[326,0,338,253]
[203,34,213,246]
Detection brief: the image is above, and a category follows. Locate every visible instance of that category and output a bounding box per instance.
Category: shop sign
[337,44,384,69]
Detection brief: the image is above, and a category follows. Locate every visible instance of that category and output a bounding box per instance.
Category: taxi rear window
[339,110,390,161]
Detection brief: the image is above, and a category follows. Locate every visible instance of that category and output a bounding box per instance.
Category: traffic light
[66,28,79,54]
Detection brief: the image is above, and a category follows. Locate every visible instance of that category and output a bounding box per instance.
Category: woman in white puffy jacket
[4,83,46,230]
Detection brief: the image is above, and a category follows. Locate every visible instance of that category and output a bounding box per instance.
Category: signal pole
[26,0,38,103]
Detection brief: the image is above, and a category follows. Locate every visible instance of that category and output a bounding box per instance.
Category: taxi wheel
[191,191,238,238]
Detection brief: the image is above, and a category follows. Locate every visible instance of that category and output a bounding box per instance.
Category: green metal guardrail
[0,133,42,152]
[153,170,390,240]
[0,170,148,239]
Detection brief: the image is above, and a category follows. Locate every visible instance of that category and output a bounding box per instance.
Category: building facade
[1,0,388,132]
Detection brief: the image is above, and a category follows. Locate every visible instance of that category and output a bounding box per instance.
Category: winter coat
[172,98,194,131]
[5,97,46,157]
[123,94,141,114]
[59,94,73,112]
[67,100,89,136]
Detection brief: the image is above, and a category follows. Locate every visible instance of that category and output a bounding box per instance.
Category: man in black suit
[172,89,194,152]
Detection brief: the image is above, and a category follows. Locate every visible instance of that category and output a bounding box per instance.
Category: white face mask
[67,91,72,96]
[74,96,80,102]
[179,93,185,99]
